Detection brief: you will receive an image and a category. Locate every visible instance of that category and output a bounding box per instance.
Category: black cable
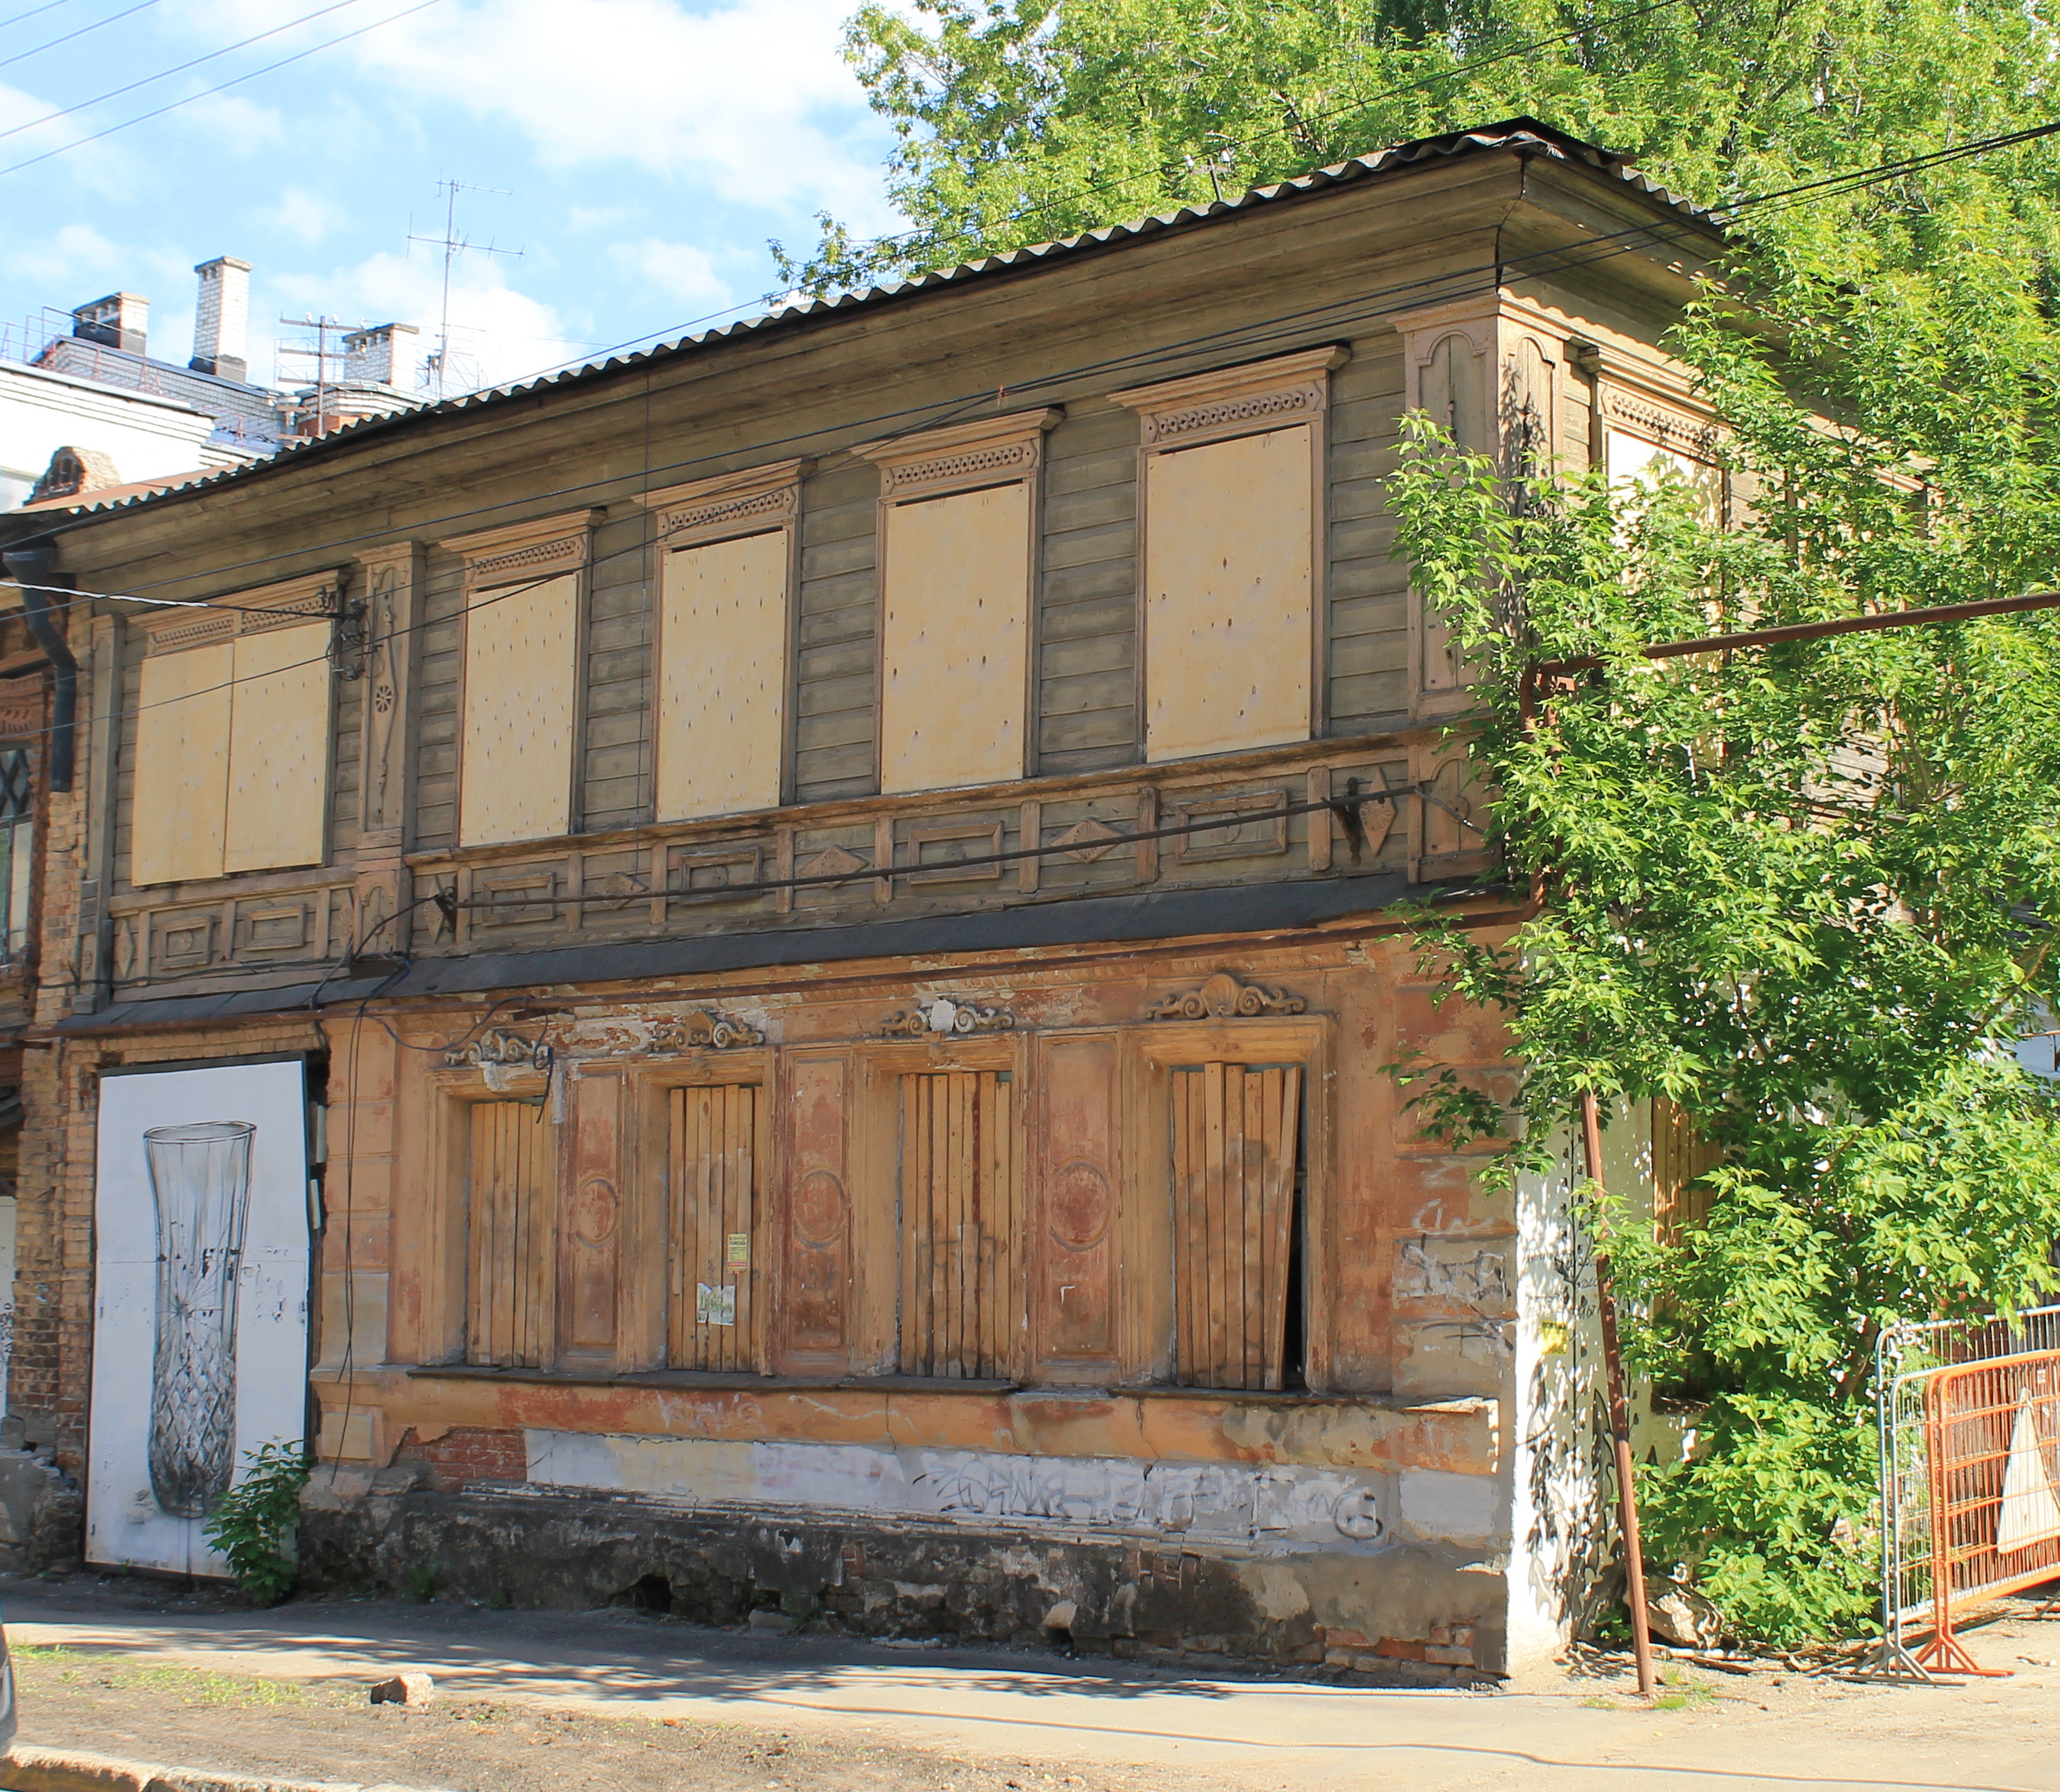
[0,0,157,69]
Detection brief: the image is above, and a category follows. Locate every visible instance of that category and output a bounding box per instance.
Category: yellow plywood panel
[657,530,787,821]
[879,484,1029,794]
[1145,426,1313,762]
[225,622,331,873]
[1607,426,1721,520]
[460,574,577,846]
[131,641,232,886]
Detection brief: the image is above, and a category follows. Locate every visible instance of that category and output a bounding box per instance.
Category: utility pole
[276,314,347,436]
[409,178,522,400]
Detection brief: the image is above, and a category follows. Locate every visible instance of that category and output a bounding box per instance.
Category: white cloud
[609,237,730,311]
[263,186,345,244]
[175,91,285,155]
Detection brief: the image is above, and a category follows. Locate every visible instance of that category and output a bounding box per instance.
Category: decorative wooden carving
[852,409,1060,501]
[1051,817,1122,862]
[649,1008,766,1050]
[1145,972,1306,1021]
[881,997,1016,1036]
[140,569,338,655]
[636,459,805,546]
[798,844,868,884]
[1110,346,1348,451]
[440,512,596,588]
[1602,387,1717,460]
[445,1027,552,1073]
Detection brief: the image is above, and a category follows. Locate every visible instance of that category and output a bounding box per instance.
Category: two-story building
[0,119,1723,1674]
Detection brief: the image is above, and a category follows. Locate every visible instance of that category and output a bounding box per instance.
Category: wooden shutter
[1170,1063,1303,1390]
[466,1099,553,1367]
[1653,1097,1722,1243]
[669,1084,759,1369]
[899,1070,1017,1378]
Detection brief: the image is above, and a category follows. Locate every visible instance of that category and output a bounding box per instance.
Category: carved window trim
[137,569,341,656]
[440,511,596,591]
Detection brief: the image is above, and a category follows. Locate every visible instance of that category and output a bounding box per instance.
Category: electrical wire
[0,0,79,30]
[0,0,156,69]
[0,0,443,178]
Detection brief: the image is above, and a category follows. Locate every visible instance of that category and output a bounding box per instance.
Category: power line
[0,0,80,30]
[0,0,156,69]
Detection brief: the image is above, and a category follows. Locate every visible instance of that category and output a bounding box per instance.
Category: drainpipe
[3,543,75,791]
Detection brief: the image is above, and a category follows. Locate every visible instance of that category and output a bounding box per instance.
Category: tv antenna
[277,313,351,435]
[409,178,523,400]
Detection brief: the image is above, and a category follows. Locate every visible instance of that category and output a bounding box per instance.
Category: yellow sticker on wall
[725,1232,750,1267]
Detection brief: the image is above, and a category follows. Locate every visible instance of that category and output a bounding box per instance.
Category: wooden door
[669,1084,759,1370]
[466,1099,554,1367]
[1169,1063,1303,1390]
[899,1069,1017,1379]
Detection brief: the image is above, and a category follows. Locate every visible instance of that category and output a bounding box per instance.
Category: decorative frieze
[140,569,341,654]
[1111,346,1348,452]
[649,1008,766,1051]
[852,409,1060,501]
[881,998,1016,1037]
[440,513,596,588]
[445,1028,553,1074]
[1145,972,1306,1021]
[636,460,805,546]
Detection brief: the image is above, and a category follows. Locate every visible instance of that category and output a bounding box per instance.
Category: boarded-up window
[899,1069,1018,1378]
[1169,1063,1304,1390]
[466,1099,554,1367]
[669,1084,760,1370]
[658,532,787,821]
[879,484,1031,794]
[460,574,578,846]
[132,621,332,886]
[1142,428,1314,761]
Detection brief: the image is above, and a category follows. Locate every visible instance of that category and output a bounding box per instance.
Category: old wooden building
[0,120,1722,1674]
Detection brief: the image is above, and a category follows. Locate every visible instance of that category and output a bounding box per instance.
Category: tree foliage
[777,0,2060,293]
[1385,251,2060,1642]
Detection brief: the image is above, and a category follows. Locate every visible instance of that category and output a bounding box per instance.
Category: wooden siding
[459,573,578,846]
[581,509,651,833]
[658,530,787,821]
[225,622,331,874]
[411,554,466,851]
[668,1083,760,1370]
[1144,428,1314,762]
[899,1068,1018,1379]
[131,643,232,888]
[466,1098,554,1368]
[1326,344,1411,734]
[793,461,879,804]
[1036,403,1137,775]
[879,484,1030,794]
[1171,1061,1303,1391]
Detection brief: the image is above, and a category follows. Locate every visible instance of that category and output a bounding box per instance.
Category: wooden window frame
[1111,347,1347,760]
[437,511,595,847]
[633,461,806,815]
[426,1063,557,1368]
[852,409,1059,791]
[623,1047,775,1374]
[1130,1014,1333,1390]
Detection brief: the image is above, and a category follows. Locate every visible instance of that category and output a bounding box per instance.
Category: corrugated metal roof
[20,118,1717,525]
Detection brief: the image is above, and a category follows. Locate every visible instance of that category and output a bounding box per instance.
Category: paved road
[3,1576,2057,1791]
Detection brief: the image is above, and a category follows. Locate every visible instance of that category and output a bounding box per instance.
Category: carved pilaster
[354,542,420,953]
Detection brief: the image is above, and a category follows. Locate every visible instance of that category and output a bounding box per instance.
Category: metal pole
[1581,1089,1657,1697]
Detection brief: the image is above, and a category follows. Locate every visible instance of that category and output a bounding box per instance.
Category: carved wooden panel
[785,1056,852,1361]
[1035,1034,1119,1371]
[669,1083,760,1370]
[560,1071,623,1358]
[1170,1062,1302,1391]
[466,1098,555,1368]
[899,1068,1017,1379]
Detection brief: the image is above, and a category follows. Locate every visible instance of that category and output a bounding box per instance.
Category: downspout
[2,543,75,792]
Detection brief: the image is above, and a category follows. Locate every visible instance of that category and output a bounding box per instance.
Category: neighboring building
[0,121,1728,1671]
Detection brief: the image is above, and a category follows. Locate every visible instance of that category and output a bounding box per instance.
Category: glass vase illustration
[145,1120,254,1519]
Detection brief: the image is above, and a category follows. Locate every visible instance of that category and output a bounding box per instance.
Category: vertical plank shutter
[668,1085,759,1369]
[1170,1063,1302,1390]
[899,1070,1017,1378]
[466,1099,552,1367]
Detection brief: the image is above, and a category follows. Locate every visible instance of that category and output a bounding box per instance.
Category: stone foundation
[296,1469,1504,1681]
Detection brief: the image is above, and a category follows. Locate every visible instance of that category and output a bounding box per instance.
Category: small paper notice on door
[725,1232,751,1267]
[696,1282,738,1327]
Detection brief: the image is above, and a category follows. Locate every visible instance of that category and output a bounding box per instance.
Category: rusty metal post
[1581,1089,1658,1697]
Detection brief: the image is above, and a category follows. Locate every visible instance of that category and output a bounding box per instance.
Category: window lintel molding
[138,567,342,655]
[636,459,808,547]
[852,408,1060,502]
[1110,346,1349,452]
[439,510,598,588]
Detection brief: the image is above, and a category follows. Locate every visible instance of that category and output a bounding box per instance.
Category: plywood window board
[129,572,338,887]
[1111,348,1345,764]
[440,513,591,849]
[854,411,1058,796]
[635,462,803,823]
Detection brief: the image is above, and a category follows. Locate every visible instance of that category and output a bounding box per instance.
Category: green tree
[1383,250,2060,1645]
[778,0,2060,293]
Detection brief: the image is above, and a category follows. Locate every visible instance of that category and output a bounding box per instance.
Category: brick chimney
[190,256,252,381]
[72,292,148,356]
[342,322,419,387]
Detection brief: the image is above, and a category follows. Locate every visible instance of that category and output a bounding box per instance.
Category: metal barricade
[1867,1305,2060,1679]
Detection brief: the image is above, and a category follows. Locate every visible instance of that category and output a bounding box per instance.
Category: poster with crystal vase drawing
[87,1058,310,1574]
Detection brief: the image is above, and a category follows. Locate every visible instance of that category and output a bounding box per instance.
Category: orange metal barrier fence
[1916,1347,2060,1674]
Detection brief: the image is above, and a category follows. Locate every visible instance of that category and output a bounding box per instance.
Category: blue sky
[0,0,909,394]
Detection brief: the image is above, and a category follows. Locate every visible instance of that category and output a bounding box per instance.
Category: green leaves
[202,1439,310,1609]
